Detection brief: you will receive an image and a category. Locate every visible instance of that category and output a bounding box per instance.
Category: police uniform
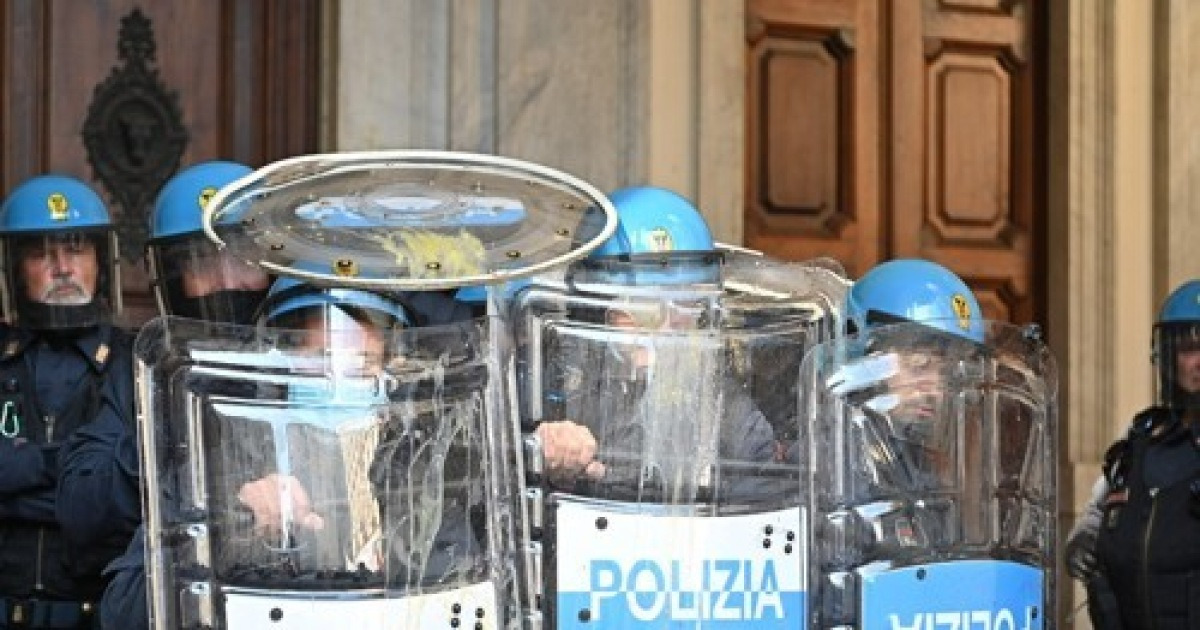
[0,324,133,630]
[57,162,263,630]
[547,340,779,501]
[0,174,132,630]
[1091,409,1200,630]
[1074,279,1200,630]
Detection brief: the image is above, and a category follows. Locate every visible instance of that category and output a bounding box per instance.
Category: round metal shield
[202,151,618,290]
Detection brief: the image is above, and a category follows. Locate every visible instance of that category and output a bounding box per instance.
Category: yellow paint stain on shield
[373,230,486,278]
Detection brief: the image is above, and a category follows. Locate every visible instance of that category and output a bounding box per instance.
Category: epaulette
[1128,405,1174,438]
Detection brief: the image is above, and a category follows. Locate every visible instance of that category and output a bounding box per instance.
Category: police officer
[226,277,413,545]
[207,279,488,597]
[784,258,986,469]
[804,260,1056,630]
[55,161,268,630]
[0,174,132,629]
[1066,279,1200,630]
[93,269,470,628]
[835,258,986,475]
[144,160,268,324]
[534,185,777,495]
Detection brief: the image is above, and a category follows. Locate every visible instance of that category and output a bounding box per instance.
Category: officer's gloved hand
[1065,526,1099,580]
[536,420,606,484]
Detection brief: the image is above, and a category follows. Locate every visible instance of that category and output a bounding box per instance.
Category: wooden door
[746,0,1046,325]
[1,0,322,326]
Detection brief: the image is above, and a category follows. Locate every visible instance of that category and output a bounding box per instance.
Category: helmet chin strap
[15,295,102,332]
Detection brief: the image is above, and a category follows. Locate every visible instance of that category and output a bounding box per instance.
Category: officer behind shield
[227,278,410,543]
[1065,279,1200,630]
[53,161,269,630]
[534,185,777,497]
[807,258,987,549]
[0,174,133,629]
[213,278,488,589]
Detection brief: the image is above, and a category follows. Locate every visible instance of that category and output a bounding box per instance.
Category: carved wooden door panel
[0,0,322,326]
[746,0,1045,324]
[745,0,884,279]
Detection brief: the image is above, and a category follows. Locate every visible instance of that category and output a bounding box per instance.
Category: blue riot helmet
[261,276,411,334]
[148,161,269,324]
[1153,280,1200,409]
[569,185,722,292]
[556,186,724,406]
[453,280,532,320]
[844,259,986,449]
[846,258,985,344]
[0,174,121,329]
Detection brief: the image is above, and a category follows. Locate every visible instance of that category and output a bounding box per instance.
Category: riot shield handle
[523,432,546,482]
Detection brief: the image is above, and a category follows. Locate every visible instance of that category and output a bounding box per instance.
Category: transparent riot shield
[137,316,511,628]
[203,150,615,291]
[514,254,847,629]
[137,151,617,630]
[801,320,1057,630]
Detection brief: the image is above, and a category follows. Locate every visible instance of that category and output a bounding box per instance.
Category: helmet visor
[267,301,399,380]
[152,235,270,324]
[1154,321,1200,409]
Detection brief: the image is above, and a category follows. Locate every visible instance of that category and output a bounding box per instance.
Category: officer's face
[883,349,950,423]
[17,234,98,305]
[180,244,269,298]
[1175,344,1200,393]
[604,301,706,369]
[299,311,387,376]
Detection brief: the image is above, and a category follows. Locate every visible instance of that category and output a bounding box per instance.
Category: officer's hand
[1065,527,1099,580]
[237,474,325,536]
[536,421,606,482]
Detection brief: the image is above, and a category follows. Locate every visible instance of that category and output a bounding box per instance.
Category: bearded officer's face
[17,233,98,305]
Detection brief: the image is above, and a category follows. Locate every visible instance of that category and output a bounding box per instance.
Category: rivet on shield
[270,243,285,251]
[562,201,576,210]
[506,250,521,259]
[555,228,570,237]
[426,261,442,270]
[333,259,359,277]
